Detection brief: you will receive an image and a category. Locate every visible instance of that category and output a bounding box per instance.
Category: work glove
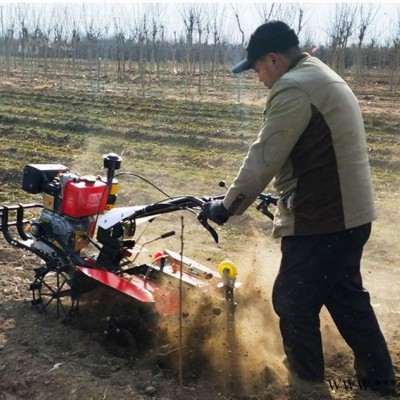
[201,199,231,225]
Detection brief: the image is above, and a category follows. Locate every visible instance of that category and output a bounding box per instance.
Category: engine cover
[61,177,108,218]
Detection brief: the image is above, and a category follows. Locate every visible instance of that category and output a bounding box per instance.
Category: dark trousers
[272,223,395,384]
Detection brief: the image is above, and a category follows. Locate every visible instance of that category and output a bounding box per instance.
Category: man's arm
[223,81,312,215]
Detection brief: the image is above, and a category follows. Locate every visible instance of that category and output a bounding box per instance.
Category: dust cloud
[158,226,365,396]
[157,229,288,396]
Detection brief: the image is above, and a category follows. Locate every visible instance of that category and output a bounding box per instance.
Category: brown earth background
[0,70,399,400]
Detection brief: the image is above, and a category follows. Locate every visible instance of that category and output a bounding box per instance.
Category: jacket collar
[288,52,309,71]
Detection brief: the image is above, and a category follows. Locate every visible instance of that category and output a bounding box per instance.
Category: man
[201,21,396,396]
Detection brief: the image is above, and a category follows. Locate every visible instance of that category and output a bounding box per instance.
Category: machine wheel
[30,265,78,321]
[103,317,138,358]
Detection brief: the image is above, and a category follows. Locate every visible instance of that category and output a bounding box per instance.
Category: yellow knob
[218,260,238,279]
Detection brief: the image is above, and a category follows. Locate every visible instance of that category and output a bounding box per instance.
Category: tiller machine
[0,154,277,352]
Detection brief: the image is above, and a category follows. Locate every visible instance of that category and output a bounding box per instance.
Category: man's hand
[200,199,231,225]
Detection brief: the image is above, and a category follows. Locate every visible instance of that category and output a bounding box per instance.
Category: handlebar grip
[160,230,175,239]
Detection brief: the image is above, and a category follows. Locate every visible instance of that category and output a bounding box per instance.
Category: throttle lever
[197,213,219,243]
[256,201,275,220]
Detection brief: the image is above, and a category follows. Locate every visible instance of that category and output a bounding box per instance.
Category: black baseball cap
[232,21,300,74]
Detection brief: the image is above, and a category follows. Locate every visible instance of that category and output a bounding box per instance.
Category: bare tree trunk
[221,41,227,90]
[81,4,103,90]
[71,29,80,81]
[139,33,146,97]
[231,4,245,103]
[115,31,125,77]
[97,55,101,92]
[328,3,357,76]
[354,4,379,83]
[389,40,400,92]
[181,4,196,99]
[157,25,165,81]
[171,31,177,76]
[255,3,279,23]
[196,13,204,96]
[3,25,14,77]
[210,7,221,89]
[43,35,48,79]
[18,16,29,79]
[150,20,157,74]
[52,26,64,88]
[130,9,149,97]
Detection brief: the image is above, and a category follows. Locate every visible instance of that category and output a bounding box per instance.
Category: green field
[0,86,260,198]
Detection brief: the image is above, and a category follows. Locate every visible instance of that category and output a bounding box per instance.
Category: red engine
[22,163,109,217]
[20,154,120,255]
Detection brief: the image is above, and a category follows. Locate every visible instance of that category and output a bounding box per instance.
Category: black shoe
[287,379,332,400]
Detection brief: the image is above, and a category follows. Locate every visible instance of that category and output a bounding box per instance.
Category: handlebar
[128,196,208,219]
[123,192,278,244]
[124,195,220,243]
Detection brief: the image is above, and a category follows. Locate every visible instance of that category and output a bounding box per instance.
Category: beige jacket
[223,53,376,237]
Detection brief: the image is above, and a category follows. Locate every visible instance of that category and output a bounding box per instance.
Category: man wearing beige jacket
[201,21,396,396]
